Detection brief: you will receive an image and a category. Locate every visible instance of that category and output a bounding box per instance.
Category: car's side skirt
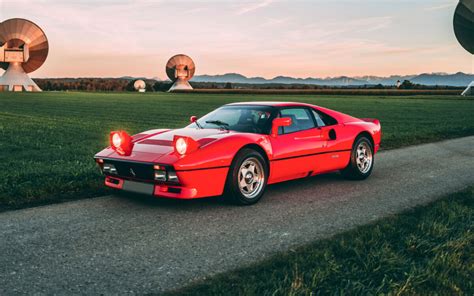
[268,149,351,184]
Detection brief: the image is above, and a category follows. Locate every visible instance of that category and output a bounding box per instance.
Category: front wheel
[224,148,268,205]
[341,136,374,180]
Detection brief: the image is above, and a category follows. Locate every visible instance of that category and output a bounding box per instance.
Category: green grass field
[0,92,473,210]
[168,187,474,295]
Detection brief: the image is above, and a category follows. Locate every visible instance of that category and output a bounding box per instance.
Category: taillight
[110,130,134,156]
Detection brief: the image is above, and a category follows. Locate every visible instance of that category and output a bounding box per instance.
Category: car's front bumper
[104,166,229,199]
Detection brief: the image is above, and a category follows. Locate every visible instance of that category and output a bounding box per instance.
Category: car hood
[135,128,231,151]
[97,128,233,163]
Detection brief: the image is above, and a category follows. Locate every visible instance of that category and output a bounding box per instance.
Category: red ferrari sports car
[94,102,381,205]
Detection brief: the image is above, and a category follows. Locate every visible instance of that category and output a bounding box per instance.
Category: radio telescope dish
[166,54,195,92]
[454,0,474,54]
[0,18,49,92]
[134,79,146,92]
[453,0,474,96]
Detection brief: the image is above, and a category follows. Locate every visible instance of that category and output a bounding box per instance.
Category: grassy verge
[168,187,474,295]
[0,92,473,210]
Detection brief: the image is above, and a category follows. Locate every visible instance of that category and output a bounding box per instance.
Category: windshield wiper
[205,120,230,130]
[194,120,203,129]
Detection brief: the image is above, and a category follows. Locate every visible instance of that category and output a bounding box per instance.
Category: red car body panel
[94,102,381,199]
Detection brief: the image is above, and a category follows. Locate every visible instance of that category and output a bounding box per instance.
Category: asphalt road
[1,136,473,295]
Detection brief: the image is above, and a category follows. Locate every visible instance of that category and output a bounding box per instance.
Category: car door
[269,107,327,183]
[311,108,352,173]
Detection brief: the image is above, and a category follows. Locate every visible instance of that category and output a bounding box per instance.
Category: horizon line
[30,71,473,80]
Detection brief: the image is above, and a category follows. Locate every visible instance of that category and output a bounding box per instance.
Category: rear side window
[311,110,326,127]
[313,109,338,126]
[279,108,316,134]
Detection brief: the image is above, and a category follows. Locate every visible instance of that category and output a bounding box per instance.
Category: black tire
[341,135,374,180]
[224,148,268,205]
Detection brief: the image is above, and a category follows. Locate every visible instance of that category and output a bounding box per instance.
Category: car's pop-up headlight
[112,133,122,148]
[110,130,134,156]
[173,136,199,155]
[175,137,187,155]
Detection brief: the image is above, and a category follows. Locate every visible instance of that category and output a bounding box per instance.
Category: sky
[0,0,472,79]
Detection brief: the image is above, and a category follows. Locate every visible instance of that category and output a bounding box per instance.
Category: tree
[399,80,415,89]
[374,83,384,89]
[145,83,153,92]
[153,81,172,92]
[224,82,233,89]
[125,80,136,92]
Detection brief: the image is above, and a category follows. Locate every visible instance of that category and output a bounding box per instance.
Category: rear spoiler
[361,118,380,127]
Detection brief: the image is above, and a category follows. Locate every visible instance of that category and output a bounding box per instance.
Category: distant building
[396,80,401,88]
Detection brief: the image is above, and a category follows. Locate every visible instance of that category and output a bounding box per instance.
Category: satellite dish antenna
[0,18,49,92]
[453,0,474,96]
[134,79,146,92]
[166,54,195,92]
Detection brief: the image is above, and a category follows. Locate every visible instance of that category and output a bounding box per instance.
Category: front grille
[104,160,154,182]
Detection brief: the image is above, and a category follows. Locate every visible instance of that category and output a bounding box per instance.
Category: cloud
[425,3,455,11]
[294,15,394,42]
[352,16,393,33]
[183,7,209,15]
[260,17,292,27]
[1,0,467,78]
[236,0,274,15]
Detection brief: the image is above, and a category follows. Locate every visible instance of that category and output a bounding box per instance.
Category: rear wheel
[224,148,268,205]
[341,136,374,180]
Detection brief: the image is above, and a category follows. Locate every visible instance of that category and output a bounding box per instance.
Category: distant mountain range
[188,72,474,87]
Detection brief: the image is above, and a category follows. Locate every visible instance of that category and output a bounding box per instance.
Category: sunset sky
[1,0,472,79]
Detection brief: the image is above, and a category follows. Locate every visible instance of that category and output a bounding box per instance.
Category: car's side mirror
[190,116,197,123]
[271,117,292,137]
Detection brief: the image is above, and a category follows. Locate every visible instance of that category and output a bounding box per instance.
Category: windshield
[188,105,277,134]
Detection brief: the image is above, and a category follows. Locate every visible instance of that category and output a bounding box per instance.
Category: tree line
[33,78,463,92]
